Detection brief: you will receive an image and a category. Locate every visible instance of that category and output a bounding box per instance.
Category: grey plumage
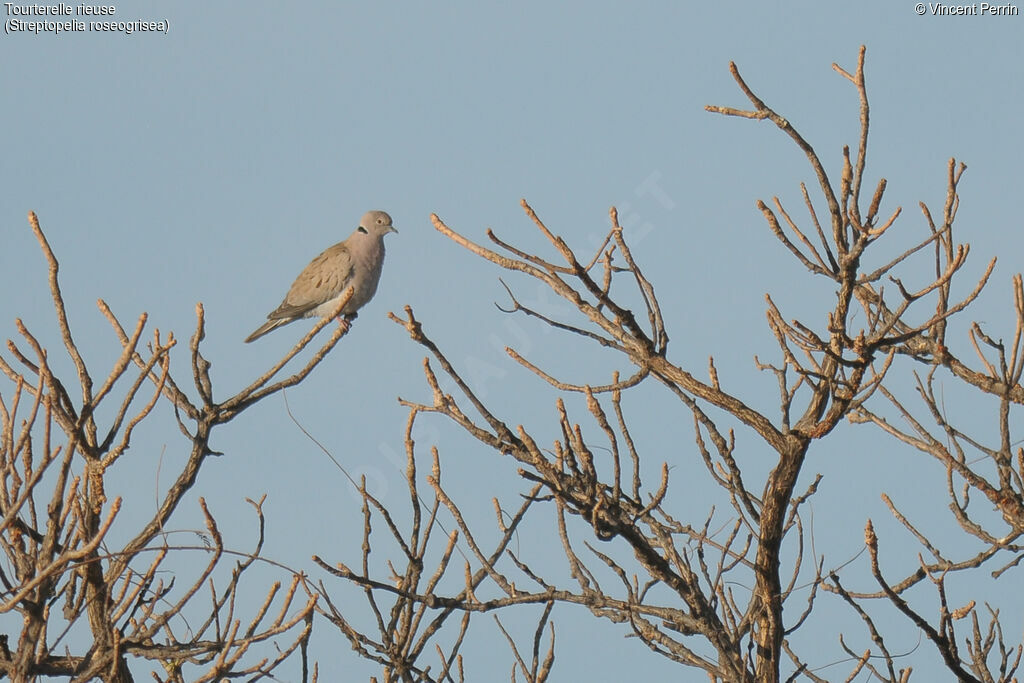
[245,210,397,343]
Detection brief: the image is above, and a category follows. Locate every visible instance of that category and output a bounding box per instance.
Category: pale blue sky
[2,2,1023,680]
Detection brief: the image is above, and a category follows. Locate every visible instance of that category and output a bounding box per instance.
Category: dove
[245,210,397,343]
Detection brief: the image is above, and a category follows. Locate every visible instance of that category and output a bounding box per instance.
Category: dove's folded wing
[267,243,355,320]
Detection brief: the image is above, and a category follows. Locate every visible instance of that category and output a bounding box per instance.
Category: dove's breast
[310,241,386,317]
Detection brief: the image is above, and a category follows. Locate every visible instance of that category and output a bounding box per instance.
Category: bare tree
[0,211,364,681]
[5,46,1022,683]
[314,47,1024,683]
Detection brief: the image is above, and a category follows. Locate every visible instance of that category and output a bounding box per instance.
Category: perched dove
[245,210,397,343]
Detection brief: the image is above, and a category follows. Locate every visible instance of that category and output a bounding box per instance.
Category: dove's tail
[244,317,292,343]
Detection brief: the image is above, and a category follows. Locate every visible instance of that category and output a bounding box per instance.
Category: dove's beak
[387,225,398,234]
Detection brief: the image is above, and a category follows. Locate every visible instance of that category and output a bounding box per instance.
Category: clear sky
[2,1,1023,680]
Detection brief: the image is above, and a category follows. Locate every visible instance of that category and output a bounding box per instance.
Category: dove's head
[358,210,397,238]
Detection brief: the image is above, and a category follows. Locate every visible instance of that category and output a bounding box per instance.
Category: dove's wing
[267,242,354,320]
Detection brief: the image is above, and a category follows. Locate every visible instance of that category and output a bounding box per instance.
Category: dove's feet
[336,313,357,331]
